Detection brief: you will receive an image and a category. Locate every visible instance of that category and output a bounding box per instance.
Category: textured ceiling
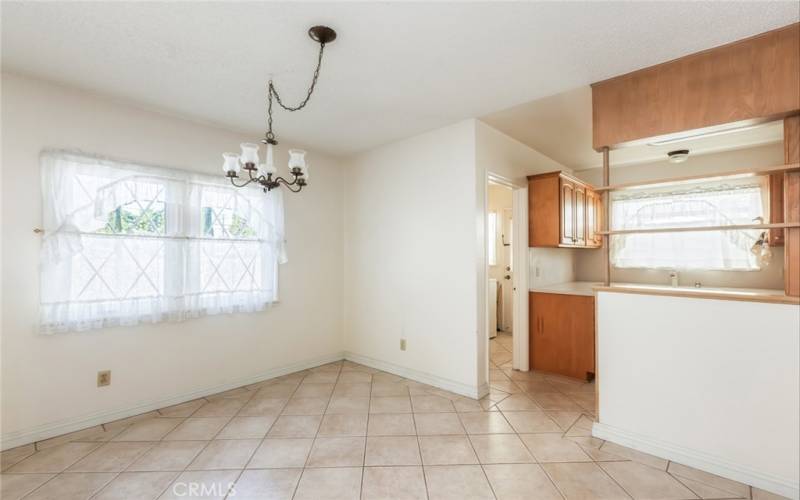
[2,2,798,156]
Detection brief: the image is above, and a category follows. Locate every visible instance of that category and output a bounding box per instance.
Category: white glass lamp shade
[222,153,240,174]
[288,149,306,172]
[259,162,277,176]
[240,143,259,165]
[301,163,310,182]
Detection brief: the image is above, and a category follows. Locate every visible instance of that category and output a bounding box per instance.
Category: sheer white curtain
[610,179,766,271]
[40,151,286,334]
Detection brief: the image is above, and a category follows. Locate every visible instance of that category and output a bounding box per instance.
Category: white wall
[573,143,785,289]
[342,120,480,395]
[594,291,799,499]
[0,73,345,448]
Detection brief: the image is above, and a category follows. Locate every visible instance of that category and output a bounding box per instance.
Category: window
[610,178,766,271]
[39,151,286,333]
[487,211,498,266]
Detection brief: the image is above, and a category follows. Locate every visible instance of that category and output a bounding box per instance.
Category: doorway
[487,181,515,370]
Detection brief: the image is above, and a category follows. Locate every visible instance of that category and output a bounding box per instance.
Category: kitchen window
[609,178,768,271]
[39,151,286,333]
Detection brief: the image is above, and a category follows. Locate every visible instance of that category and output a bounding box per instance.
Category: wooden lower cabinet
[529,292,595,381]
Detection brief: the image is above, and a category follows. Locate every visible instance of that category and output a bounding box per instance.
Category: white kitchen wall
[0,73,345,448]
[573,142,785,289]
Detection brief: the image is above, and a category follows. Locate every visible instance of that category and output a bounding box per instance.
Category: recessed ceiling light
[668,149,690,163]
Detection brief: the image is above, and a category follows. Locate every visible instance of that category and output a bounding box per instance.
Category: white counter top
[530,281,796,304]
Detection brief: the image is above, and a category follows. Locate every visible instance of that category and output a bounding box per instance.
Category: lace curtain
[40,151,286,334]
[610,179,766,271]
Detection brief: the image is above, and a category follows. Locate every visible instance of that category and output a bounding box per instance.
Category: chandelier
[222,25,337,193]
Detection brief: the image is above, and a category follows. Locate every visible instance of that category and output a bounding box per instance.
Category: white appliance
[488,279,498,339]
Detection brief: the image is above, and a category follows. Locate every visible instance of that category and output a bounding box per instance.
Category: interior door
[575,185,586,246]
[560,179,575,245]
[586,189,598,247]
[501,207,513,332]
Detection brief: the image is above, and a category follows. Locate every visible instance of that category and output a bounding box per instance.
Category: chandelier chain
[266,42,326,142]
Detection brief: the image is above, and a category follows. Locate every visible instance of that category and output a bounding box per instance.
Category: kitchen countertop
[530,281,798,304]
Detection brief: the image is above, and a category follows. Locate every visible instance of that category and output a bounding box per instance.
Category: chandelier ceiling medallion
[222,25,337,193]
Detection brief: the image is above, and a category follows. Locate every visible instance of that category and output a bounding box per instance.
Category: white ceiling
[481,87,786,170]
[2,2,798,156]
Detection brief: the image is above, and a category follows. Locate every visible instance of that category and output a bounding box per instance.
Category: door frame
[486,173,529,372]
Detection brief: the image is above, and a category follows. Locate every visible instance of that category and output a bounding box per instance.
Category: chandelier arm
[229,176,257,188]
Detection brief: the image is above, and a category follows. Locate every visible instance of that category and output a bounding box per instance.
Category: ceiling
[482,87,786,170]
[2,2,798,156]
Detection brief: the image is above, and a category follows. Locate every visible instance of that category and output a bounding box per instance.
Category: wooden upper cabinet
[591,23,800,150]
[528,171,601,249]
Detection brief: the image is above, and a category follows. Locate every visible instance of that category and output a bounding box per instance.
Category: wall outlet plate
[97,370,111,387]
[400,339,407,351]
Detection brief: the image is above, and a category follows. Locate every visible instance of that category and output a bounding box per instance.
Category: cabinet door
[575,185,586,246]
[586,189,597,247]
[560,179,576,245]
[530,293,595,380]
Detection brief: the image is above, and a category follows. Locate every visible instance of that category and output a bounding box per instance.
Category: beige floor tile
[361,466,427,500]
[294,383,335,398]
[332,383,372,398]
[371,382,410,397]
[491,380,524,394]
[337,372,373,384]
[216,416,276,439]
[502,411,561,433]
[531,393,583,411]
[24,472,116,500]
[7,442,101,473]
[368,413,417,436]
[207,387,251,400]
[668,462,750,498]
[306,437,365,467]
[601,442,669,470]
[365,436,422,466]
[564,415,595,438]
[370,396,412,413]
[543,462,631,500]
[469,434,534,464]
[293,466,362,500]
[326,396,371,414]
[232,468,302,500]
[600,461,699,500]
[157,399,206,417]
[93,471,178,500]
[452,398,484,412]
[238,397,287,416]
[36,426,121,450]
[545,411,583,431]
[752,488,790,500]
[496,394,540,411]
[256,383,299,398]
[1,444,36,471]
[304,371,340,384]
[267,415,322,438]
[104,412,161,432]
[372,373,406,384]
[484,463,563,500]
[458,412,515,434]
[191,397,247,417]
[520,433,592,462]
[247,438,314,468]
[163,417,230,441]
[112,418,183,441]
[0,473,55,500]
[127,441,208,472]
[318,414,368,437]
[159,470,239,499]
[424,464,495,500]
[418,435,479,465]
[411,395,456,412]
[187,438,259,470]
[414,412,466,435]
[67,441,153,472]
[281,397,329,415]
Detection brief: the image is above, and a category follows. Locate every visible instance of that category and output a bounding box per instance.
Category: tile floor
[0,337,787,499]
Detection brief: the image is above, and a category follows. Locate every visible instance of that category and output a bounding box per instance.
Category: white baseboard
[1,351,345,451]
[593,422,799,500]
[343,351,482,399]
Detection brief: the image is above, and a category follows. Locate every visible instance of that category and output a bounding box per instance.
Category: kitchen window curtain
[39,150,286,333]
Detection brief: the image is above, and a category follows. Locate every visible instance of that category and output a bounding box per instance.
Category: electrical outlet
[97,370,111,387]
[535,266,541,278]
[400,339,407,351]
